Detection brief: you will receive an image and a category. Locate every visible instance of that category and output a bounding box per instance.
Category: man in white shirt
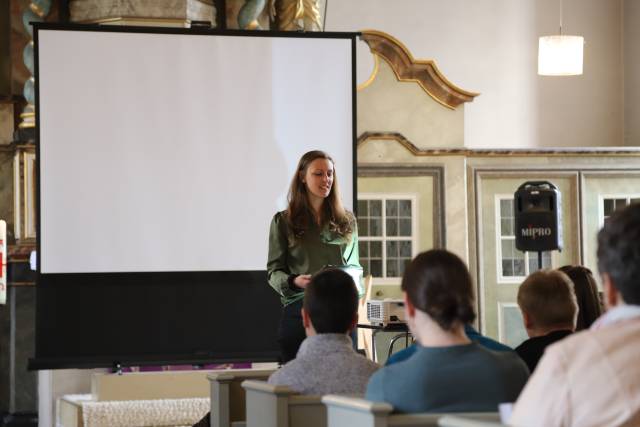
[510,202,640,427]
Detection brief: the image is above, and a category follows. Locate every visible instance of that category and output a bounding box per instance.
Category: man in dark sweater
[515,269,578,372]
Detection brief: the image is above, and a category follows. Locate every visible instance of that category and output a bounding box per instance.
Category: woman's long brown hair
[285,150,353,241]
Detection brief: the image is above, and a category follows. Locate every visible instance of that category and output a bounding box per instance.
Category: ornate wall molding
[359,30,479,109]
[358,131,640,157]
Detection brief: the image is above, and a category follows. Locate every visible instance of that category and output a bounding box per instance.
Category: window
[496,196,551,282]
[357,196,416,279]
[600,195,640,225]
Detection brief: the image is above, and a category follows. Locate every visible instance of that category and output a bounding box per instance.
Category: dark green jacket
[267,211,361,306]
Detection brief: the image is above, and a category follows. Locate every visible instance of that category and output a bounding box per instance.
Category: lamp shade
[538,35,584,76]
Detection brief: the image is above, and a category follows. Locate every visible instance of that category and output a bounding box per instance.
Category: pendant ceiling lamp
[538,0,584,76]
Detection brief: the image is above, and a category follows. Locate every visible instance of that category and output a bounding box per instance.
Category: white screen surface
[38,29,354,274]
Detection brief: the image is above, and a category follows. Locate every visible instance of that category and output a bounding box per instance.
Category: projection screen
[32,24,356,369]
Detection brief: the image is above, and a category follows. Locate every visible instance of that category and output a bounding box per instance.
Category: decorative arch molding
[357,131,640,157]
[359,30,479,110]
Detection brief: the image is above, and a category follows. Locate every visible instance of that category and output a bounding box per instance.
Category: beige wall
[327,0,627,148]
[625,0,640,145]
[357,59,465,148]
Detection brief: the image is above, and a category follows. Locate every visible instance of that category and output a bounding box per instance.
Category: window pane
[359,241,369,258]
[401,258,411,275]
[615,198,627,210]
[357,200,368,217]
[386,241,399,258]
[386,218,398,236]
[386,200,399,217]
[361,259,370,277]
[370,200,382,217]
[399,240,412,257]
[501,239,514,259]
[370,260,382,277]
[603,199,614,216]
[370,218,382,236]
[399,200,411,217]
[500,199,513,217]
[631,198,640,205]
[514,259,526,276]
[502,260,513,277]
[501,219,513,236]
[514,247,525,260]
[358,219,368,236]
[370,241,382,257]
[387,259,399,277]
[528,257,540,273]
[542,251,552,268]
[399,218,412,236]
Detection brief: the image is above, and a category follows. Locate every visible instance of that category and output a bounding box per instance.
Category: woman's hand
[294,274,312,289]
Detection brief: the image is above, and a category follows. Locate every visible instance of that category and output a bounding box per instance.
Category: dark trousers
[277,299,306,364]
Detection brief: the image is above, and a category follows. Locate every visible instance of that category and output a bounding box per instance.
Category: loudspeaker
[514,181,563,252]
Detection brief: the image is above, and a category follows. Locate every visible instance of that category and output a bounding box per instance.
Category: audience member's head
[401,249,475,334]
[597,202,640,308]
[517,270,578,337]
[558,265,603,330]
[302,268,358,336]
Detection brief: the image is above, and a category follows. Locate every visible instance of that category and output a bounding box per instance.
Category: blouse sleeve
[344,218,361,268]
[267,213,298,298]
[344,215,364,297]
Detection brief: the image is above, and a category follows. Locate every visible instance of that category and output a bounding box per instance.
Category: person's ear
[301,308,311,329]
[522,310,534,329]
[602,273,621,309]
[348,312,358,333]
[403,292,416,318]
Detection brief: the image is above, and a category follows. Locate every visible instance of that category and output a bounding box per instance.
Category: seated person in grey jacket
[366,249,529,413]
[268,268,379,395]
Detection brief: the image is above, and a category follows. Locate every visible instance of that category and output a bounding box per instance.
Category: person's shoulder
[272,210,287,222]
[514,337,535,353]
[268,358,303,386]
[353,353,380,374]
[475,343,529,373]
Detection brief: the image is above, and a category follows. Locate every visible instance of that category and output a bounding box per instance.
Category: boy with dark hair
[268,268,378,395]
[511,203,640,427]
[515,269,577,372]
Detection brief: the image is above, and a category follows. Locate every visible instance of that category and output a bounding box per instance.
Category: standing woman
[267,150,360,363]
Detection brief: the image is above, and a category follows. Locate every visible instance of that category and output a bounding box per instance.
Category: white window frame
[358,193,418,284]
[598,194,640,228]
[495,195,553,284]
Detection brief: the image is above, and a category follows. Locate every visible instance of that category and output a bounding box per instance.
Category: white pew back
[207,369,276,427]
[322,395,500,427]
[242,380,326,427]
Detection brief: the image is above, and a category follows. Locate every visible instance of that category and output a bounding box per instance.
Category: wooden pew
[242,380,326,427]
[322,395,501,427]
[207,369,276,427]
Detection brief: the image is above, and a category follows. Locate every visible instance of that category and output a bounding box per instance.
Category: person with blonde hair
[267,150,360,362]
[515,269,578,372]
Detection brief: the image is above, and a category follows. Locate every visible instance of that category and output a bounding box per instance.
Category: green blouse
[267,211,361,306]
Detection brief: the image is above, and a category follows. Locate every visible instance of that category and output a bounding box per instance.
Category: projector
[366,299,406,326]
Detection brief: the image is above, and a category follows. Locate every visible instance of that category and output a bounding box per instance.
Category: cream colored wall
[358,140,469,262]
[625,0,640,145]
[582,172,640,282]
[327,0,626,148]
[475,173,579,342]
[358,58,465,148]
[358,176,435,255]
